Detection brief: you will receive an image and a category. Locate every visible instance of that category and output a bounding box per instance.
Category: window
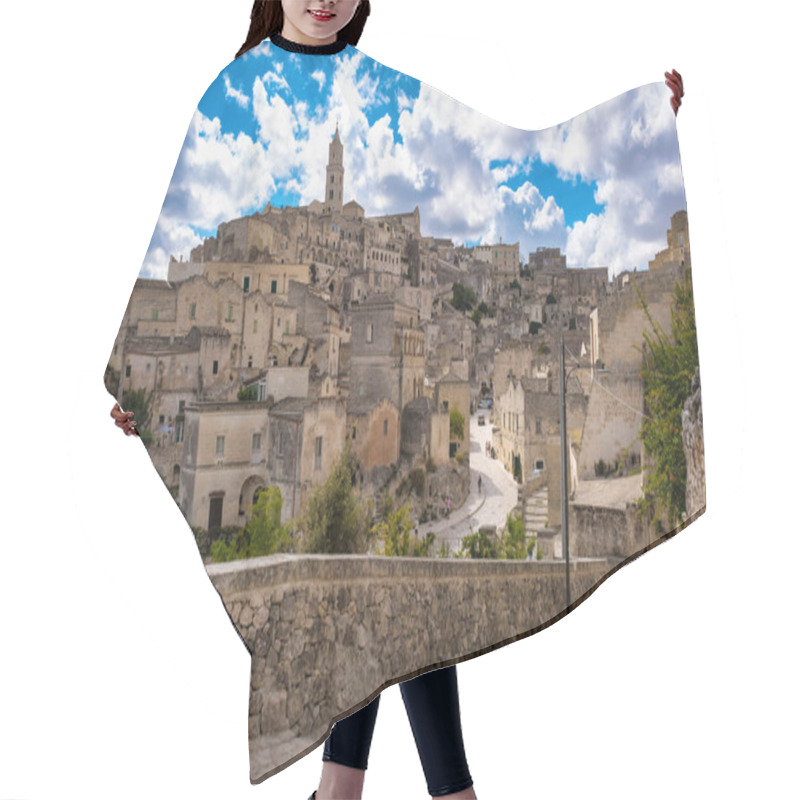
[216,436,225,457]
[352,426,357,440]
[383,419,388,436]
[152,308,158,321]
[243,276,250,293]
[212,360,219,375]
[278,431,285,456]
[315,436,323,470]
[367,323,374,343]
[227,303,233,322]
[189,302,196,320]
[252,433,261,453]
[270,280,278,294]
[158,415,165,425]
[535,419,542,435]
[253,319,258,333]
[174,417,184,444]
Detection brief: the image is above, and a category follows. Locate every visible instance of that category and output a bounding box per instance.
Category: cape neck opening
[269,32,349,55]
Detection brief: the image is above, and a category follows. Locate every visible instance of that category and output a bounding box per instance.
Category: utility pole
[559,333,571,607]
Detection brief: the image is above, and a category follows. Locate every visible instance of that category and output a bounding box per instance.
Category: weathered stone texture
[206,554,612,782]
[682,368,705,519]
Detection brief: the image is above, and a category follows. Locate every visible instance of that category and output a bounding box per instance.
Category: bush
[636,267,699,526]
[451,282,477,311]
[300,447,371,553]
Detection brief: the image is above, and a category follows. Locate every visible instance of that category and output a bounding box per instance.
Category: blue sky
[142,40,685,279]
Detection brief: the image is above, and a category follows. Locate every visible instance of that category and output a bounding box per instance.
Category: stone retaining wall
[569,502,654,559]
[207,554,613,783]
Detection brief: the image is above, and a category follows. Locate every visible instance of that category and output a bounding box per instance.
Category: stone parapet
[207,553,613,782]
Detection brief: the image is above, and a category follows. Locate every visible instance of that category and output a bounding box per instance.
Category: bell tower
[324,122,344,214]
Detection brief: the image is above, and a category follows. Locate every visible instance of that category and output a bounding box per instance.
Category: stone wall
[206,553,613,782]
[682,368,705,519]
[569,502,654,559]
[577,373,644,480]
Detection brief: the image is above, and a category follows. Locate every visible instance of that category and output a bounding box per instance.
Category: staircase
[523,486,548,536]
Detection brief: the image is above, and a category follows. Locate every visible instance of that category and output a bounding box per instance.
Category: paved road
[416,412,519,555]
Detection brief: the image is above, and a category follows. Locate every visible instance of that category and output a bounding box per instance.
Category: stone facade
[400,397,450,466]
[649,210,689,271]
[267,396,347,525]
[434,372,471,455]
[346,397,401,471]
[179,401,270,530]
[349,295,424,410]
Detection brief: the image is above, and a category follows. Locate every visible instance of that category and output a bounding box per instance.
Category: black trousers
[322,665,473,797]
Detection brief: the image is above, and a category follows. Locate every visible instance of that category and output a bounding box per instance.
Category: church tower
[324,123,344,214]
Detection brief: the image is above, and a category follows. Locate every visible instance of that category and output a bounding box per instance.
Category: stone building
[579,255,685,479]
[349,295,425,411]
[434,372,471,456]
[423,310,475,385]
[395,285,433,323]
[400,397,450,467]
[494,375,586,484]
[346,397,401,471]
[266,396,347,525]
[178,401,271,531]
[528,246,609,305]
[472,241,520,279]
[649,210,689,271]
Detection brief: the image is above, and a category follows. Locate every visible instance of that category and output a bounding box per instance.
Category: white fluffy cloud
[142,52,684,279]
[223,73,249,109]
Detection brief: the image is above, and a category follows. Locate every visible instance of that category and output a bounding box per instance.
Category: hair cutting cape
[106,36,705,783]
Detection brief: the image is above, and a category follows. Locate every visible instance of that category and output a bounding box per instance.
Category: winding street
[415,411,519,555]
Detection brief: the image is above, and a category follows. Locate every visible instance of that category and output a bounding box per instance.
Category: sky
[141,39,685,280]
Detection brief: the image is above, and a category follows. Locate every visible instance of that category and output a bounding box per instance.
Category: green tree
[371,499,435,557]
[458,513,531,560]
[451,282,477,312]
[237,385,258,401]
[636,267,699,526]
[104,364,120,396]
[300,447,371,553]
[470,301,494,326]
[458,527,502,559]
[120,387,154,446]
[501,512,530,560]
[210,487,291,562]
[449,405,466,441]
